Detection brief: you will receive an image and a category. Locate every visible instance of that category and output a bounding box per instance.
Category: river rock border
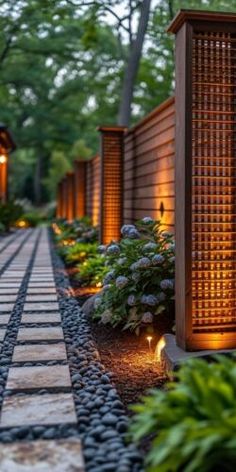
[50,232,144,472]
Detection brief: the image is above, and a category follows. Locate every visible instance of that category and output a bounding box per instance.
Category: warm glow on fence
[74,161,86,219]
[65,172,75,222]
[155,336,166,362]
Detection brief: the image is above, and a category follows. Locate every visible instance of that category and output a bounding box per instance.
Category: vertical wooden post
[61,177,67,219]
[66,172,75,222]
[0,125,15,203]
[56,181,63,218]
[168,10,236,350]
[98,127,126,244]
[0,152,8,203]
[74,160,86,219]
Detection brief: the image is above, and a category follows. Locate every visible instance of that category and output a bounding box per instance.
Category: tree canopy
[1,0,236,202]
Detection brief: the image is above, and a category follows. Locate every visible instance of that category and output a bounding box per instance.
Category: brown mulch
[89,320,169,411]
[68,275,172,410]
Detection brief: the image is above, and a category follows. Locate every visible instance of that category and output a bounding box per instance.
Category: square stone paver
[24,302,59,312]
[0,393,77,427]
[21,313,61,324]
[0,315,10,325]
[6,365,71,390]
[0,284,21,288]
[27,288,56,294]
[0,289,19,294]
[0,280,22,285]
[25,295,58,302]
[12,343,67,362]
[0,329,6,341]
[0,295,17,302]
[28,283,56,288]
[0,304,14,312]
[0,439,84,472]
[3,272,25,277]
[17,327,64,341]
[31,275,54,278]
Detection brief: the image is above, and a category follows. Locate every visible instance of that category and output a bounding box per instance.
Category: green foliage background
[1,0,236,202]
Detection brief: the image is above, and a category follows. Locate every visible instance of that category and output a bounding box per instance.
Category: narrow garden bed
[70,280,170,407]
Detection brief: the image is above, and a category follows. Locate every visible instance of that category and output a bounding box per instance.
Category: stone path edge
[0,230,41,414]
[50,229,144,472]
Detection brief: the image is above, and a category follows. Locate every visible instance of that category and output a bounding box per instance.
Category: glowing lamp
[0,155,7,164]
[15,219,28,228]
[168,10,236,350]
[98,126,126,244]
[146,335,153,351]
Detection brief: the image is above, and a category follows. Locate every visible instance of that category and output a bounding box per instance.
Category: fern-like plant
[130,355,236,472]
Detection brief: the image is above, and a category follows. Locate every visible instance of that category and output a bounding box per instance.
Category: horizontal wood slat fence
[57,8,236,352]
[56,96,176,241]
[123,97,175,231]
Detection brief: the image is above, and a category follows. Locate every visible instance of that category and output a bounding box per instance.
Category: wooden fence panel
[123,96,175,232]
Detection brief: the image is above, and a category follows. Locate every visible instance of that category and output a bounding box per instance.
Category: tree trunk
[118,0,152,127]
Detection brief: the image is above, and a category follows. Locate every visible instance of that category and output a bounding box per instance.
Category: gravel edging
[50,231,144,472]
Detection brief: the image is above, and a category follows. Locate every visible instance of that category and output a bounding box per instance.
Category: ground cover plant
[54,217,98,245]
[94,217,175,333]
[53,218,105,286]
[54,218,98,257]
[75,253,109,287]
[130,355,236,472]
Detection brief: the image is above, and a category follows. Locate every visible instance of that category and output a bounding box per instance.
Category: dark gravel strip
[50,229,144,472]
[0,229,33,277]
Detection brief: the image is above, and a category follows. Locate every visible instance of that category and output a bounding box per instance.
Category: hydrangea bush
[94,218,175,332]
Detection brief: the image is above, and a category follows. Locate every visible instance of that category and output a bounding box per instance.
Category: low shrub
[75,254,109,287]
[130,355,236,472]
[53,218,98,245]
[94,218,174,333]
[0,201,23,232]
[64,242,98,264]
[22,211,44,227]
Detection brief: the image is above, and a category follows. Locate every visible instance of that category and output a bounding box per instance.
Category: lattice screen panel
[192,31,236,334]
[74,161,86,219]
[99,128,125,244]
[92,155,100,227]
[66,173,75,222]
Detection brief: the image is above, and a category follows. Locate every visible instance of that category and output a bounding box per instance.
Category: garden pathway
[0,227,84,471]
